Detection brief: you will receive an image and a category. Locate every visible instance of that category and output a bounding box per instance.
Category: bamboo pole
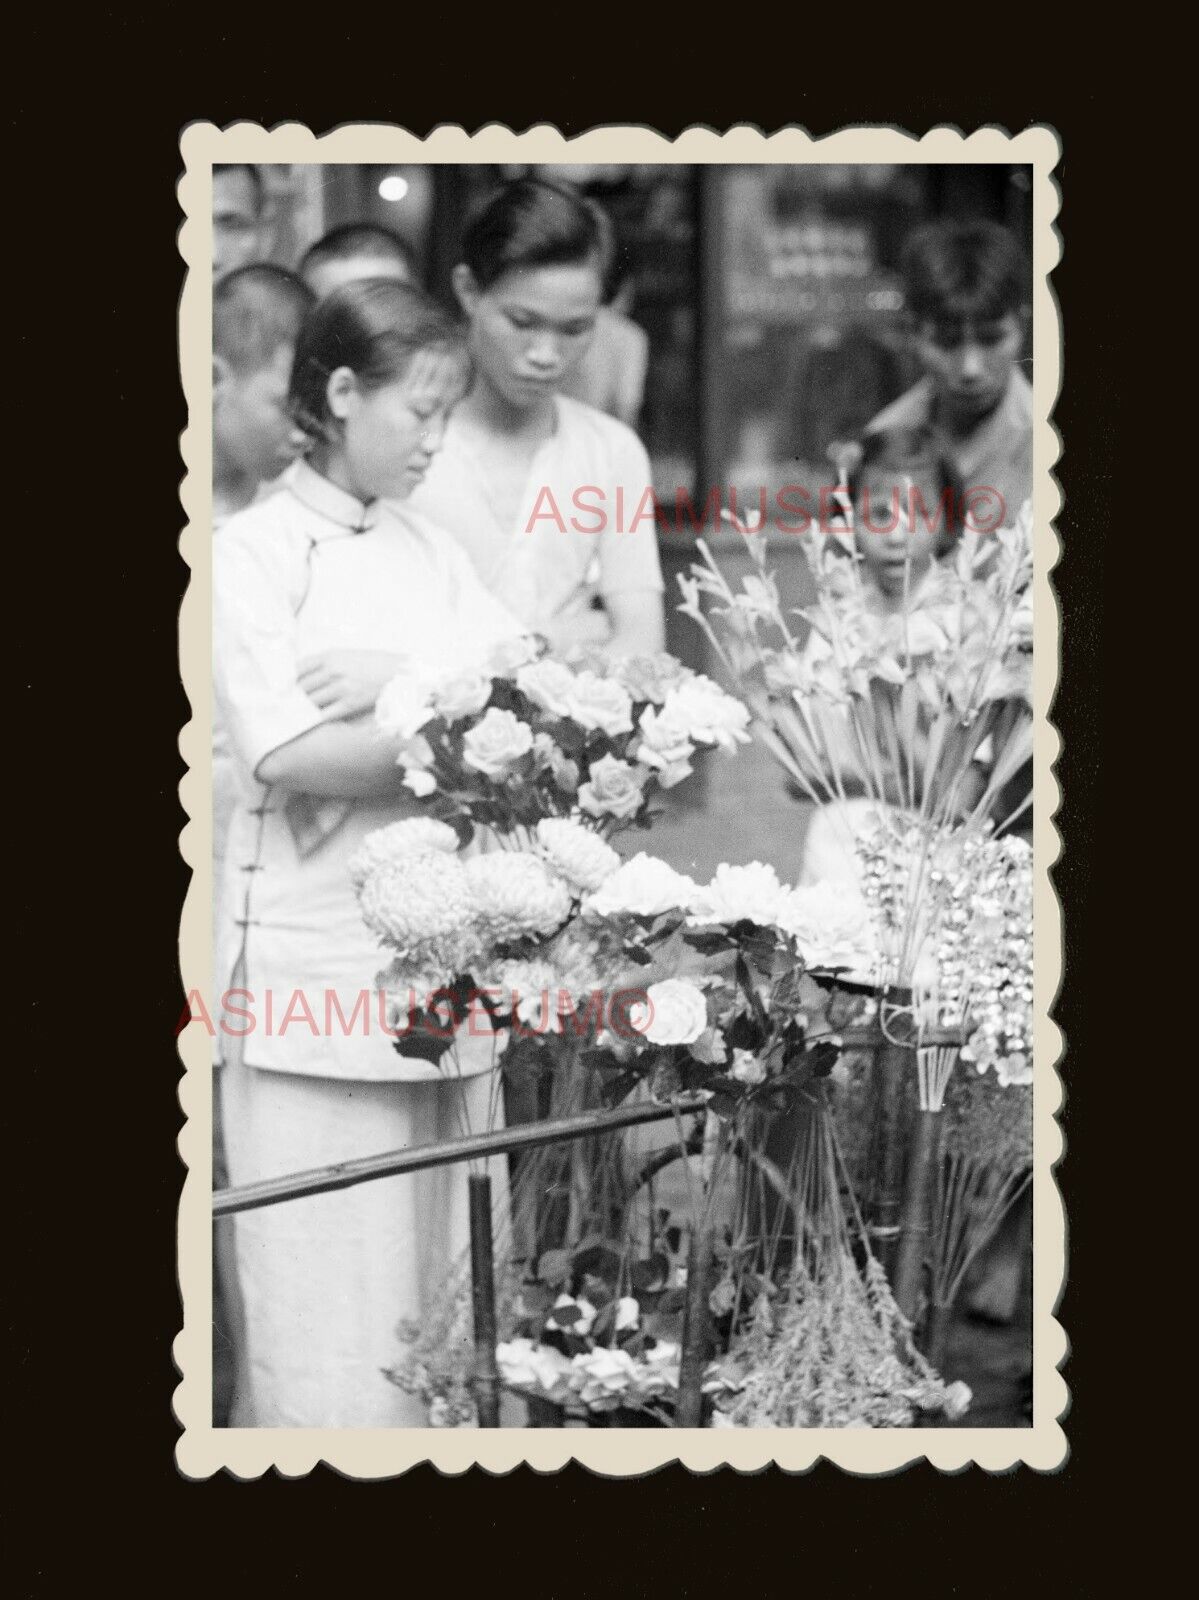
[892,1107,943,1321]
[213,1096,709,1218]
[675,1219,715,1428]
[469,1172,501,1429]
[869,1039,909,1277]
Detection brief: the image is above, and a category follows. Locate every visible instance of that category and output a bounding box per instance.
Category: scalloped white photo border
[176,120,1065,1479]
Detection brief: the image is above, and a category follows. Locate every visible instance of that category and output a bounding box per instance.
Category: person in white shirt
[213,279,525,1427]
[408,176,665,660]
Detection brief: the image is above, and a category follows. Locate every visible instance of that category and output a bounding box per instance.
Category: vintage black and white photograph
[177,126,1062,1474]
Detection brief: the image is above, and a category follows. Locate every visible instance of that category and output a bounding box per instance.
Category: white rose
[578,754,648,821]
[376,676,436,741]
[516,658,579,718]
[431,669,493,721]
[535,817,621,893]
[566,671,635,736]
[402,768,437,798]
[487,634,541,674]
[461,707,535,778]
[635,703,696,772]
[662,677,751,754]
[583,852,697,919]
[690,861,785,928]
[627,978,709,1045]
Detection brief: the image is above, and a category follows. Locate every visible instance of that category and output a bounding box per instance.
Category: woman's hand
[297,650,408,722]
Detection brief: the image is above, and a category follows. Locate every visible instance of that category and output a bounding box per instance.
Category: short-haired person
[213,264,315,520]
[213,164,268,279]
[298,223,419,300]
[867,219,1032,525]
[407,176,665,659]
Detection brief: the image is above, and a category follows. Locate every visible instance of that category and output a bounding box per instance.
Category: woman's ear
[450,263,480,317]
[325,366,359,423]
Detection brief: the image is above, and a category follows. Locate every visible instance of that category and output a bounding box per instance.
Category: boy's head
[900,219,1030,426]
[213,264,315,487]
[298,224,419,301]
[213,164,267,279]
[849,426,963,595]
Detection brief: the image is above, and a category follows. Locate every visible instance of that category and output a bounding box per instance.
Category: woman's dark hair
[460,176,612,292]
[848,426,965,552]
[288,277,467,441]
[900,219,1030,327]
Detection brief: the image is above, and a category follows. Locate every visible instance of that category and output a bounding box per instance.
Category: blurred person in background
[210,263,314,1423]
[866,218,1032,519]
[408,176,664,659]
[213,265,315,521]
[213,164,269,280]
[868,219,1033,1338]
[298,223,419,300]
[558,206,649,429]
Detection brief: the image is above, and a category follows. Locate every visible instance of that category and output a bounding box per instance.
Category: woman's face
[854,466,947,597]
[329,346,468,502]
[456,262,602,409]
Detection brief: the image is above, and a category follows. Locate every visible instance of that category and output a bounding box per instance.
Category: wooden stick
[675,1218,715,1428]
[214,1096,709,1218]
[468,1173,502,1429]
[893,1107,943,1321]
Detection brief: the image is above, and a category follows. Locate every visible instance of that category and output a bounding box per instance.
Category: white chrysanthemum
[582,852,697,919]
[689,861,785,928]
[357,850,475,955]
[348,819,460,890]
[775,880,880,976]
[464,851,572,941]
[535,818,621,893]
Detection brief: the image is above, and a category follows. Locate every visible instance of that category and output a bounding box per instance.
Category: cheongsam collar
[285,458,383,536]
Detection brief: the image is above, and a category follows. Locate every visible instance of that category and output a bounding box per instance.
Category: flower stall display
[375,637,752,845]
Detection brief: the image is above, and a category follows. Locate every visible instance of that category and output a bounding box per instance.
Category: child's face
[854,467,945,597]
[213,344,301,486]
[456,262,602,410]
[336,347,468,501]
[913,312,1024,425]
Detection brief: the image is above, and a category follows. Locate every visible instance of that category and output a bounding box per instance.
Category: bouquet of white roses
[374,636,752,846]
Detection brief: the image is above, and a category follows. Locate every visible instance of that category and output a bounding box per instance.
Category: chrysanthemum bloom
[535,817,620,894]
[357,850,481,985]
[775,880,879,976]
[690,860,785,928]
[348,818,460,890]
[464,851,572,941]
[583,852,697,919]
